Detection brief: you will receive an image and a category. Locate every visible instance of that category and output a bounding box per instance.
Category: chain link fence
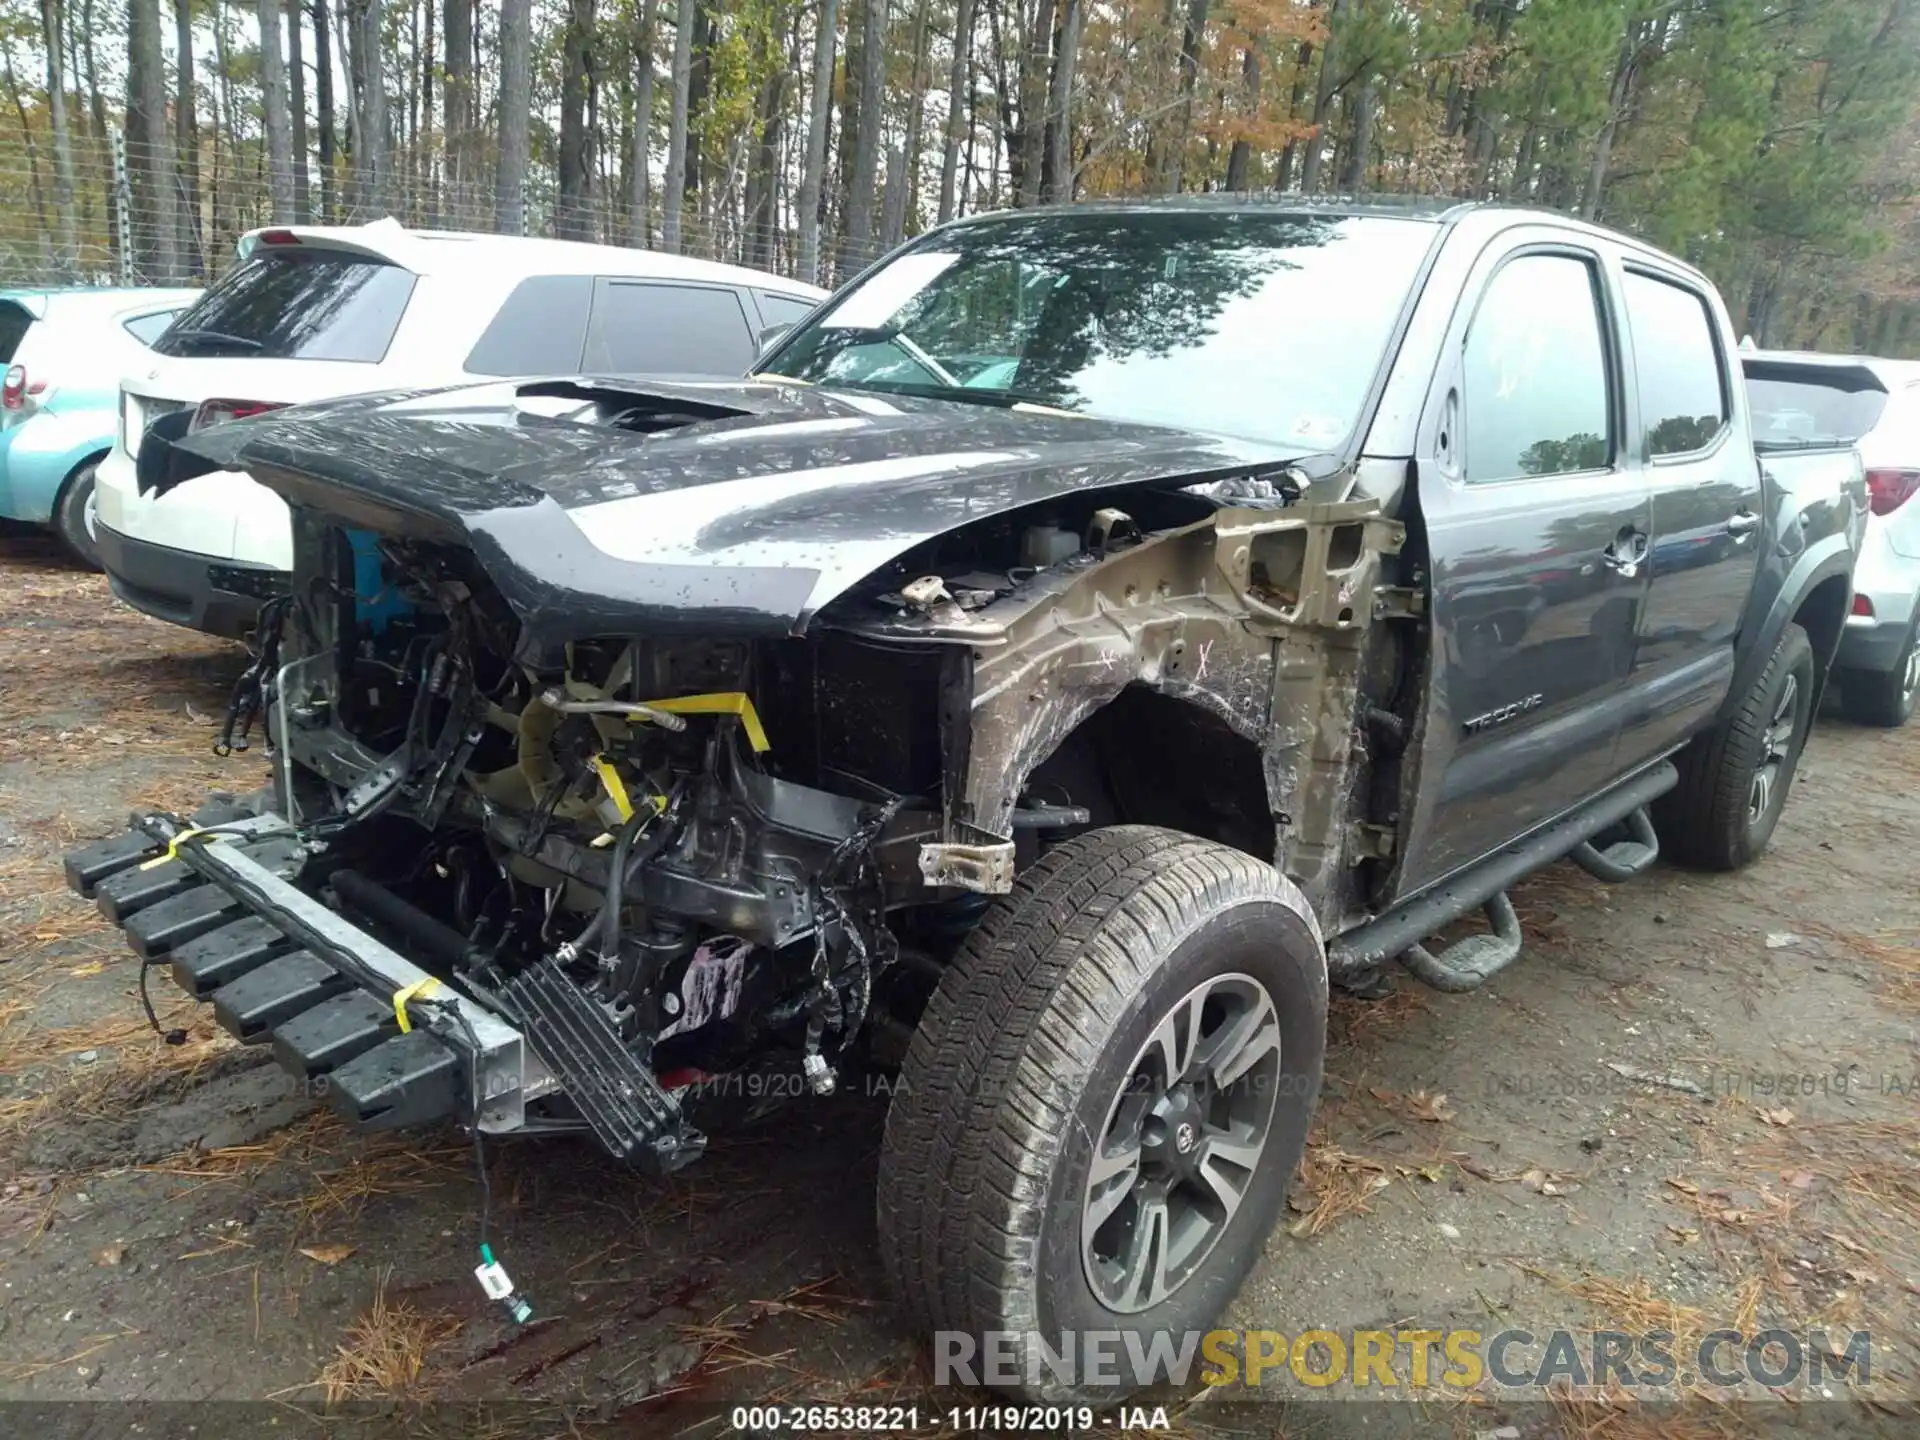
[1,136,897,294]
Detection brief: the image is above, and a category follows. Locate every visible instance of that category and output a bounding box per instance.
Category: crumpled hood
[180,375,1301,643]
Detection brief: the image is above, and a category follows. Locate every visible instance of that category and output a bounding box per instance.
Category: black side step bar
[1330,760,1679,979]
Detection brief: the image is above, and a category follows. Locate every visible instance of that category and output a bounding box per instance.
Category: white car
[1745,351,1920,726]
[93,219,826,638]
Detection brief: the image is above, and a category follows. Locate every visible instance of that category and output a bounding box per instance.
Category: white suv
[1745,351,1920,726]
[93,219,826,638]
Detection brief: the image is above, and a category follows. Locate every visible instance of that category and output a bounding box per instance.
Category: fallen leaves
[1288,1143,1393,1238]
[1758,1106,1795,1126]
[1518,1167,1579,1198]
[1366,1086,1457,1123]
[299,1243,357,1266]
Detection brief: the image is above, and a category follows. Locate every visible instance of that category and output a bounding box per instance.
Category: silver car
[1746,351,1920,726]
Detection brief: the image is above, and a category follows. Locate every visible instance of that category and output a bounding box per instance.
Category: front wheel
[877,827,1327,1404]
[1656,622,1815,870]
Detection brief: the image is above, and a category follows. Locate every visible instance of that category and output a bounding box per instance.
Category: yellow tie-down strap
[590,758,668,828]
[139,826,227,871]
[638,692,770,753]
[392,977,442,1034]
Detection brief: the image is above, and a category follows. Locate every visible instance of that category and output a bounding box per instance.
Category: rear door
[583,279,760,376]
[1400,237,1651,889]
[1613,266,1763,764]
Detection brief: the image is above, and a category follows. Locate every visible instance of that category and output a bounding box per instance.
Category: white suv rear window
[156,250,415,362]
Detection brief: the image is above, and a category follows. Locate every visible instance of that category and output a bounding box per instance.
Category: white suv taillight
[188,398,287,433]
[1866,468,1920,517]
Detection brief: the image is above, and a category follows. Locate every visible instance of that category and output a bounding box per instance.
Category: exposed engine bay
[77,378,1411,1174]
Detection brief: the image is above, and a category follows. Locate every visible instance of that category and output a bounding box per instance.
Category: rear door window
[0,301,34,363]
[584,281,756,375]
[155,250,416,361]
[464,274,594,375]
[1623,271,1729,457]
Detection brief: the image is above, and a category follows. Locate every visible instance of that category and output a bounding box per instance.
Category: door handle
[1602,529,1648,578]
[1726,510,1762,538]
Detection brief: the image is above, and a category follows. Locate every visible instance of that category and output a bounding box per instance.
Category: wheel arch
[55,446,110,500]
[1791,570,1852,708]
[1013,683,1281,865]
[1726,538,1855,721]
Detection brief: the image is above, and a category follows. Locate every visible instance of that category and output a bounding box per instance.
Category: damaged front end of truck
[65,376,1406,1172]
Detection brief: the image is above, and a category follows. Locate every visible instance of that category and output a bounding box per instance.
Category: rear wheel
[1656,622,1814,870]
[51,459,103,570]
[1838,616,1919,728]
[877,826,1327,1404]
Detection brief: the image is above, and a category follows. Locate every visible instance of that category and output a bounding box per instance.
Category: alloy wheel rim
[1902,643,1920,706]
[1748,673,1800,825]
[1081,972,1281,1314]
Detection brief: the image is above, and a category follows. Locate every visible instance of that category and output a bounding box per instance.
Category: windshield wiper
[166,327,263,352]
[805,377,1069,412]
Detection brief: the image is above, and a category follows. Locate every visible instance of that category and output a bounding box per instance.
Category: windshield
[1743,361,1889,447]
[758,211,1437,451]
[155,249,416,362]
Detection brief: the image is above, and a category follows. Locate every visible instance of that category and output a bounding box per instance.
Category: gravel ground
[1,523,1917,1440]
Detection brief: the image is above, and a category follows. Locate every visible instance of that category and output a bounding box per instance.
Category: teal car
[0,286,200,564]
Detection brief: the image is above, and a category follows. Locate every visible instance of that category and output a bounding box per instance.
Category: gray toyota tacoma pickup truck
[67,199,1866,1403]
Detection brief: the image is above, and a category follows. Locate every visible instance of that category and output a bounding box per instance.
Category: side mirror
[757,322,793,356]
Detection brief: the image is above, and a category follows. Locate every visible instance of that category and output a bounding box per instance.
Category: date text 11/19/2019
[727,1405,1169,1433]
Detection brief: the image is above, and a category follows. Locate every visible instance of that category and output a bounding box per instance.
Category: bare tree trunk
[126,0,179,281]
[354,0,387,214]
[629,0,659,245]
[287,0,312,219]
[744,1,790,268]
[936,0,973,222]
[39,0,78,275]
[1298,0,1341,193]
[558,0,596,238]
[880,0,930,247]
[420,0,436,223]
[662,0,697,252]
[1336,76,1375,191]
[495,0,531,232]
[337,0,362,210]
[312,0,336,219]
[1043,0,1084,200]
[1164,0,1209,192]
[683,1,712,226]
[444,0,471,220]
[1224,46,1258,190]
[1581,22,1642,219]
[260,0,298,220]
[1,40,52,273]
[1014,0,1054,204]
[170,0,202,271]
[796,0,837,281]
[840,0,886,268]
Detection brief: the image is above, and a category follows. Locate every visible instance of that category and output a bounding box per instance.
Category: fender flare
[1723,534,1855,718]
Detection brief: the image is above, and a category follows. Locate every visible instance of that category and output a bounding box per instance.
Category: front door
[1398,244,1652,893]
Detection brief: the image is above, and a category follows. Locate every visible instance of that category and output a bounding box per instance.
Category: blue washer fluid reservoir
[346,529,414,634]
